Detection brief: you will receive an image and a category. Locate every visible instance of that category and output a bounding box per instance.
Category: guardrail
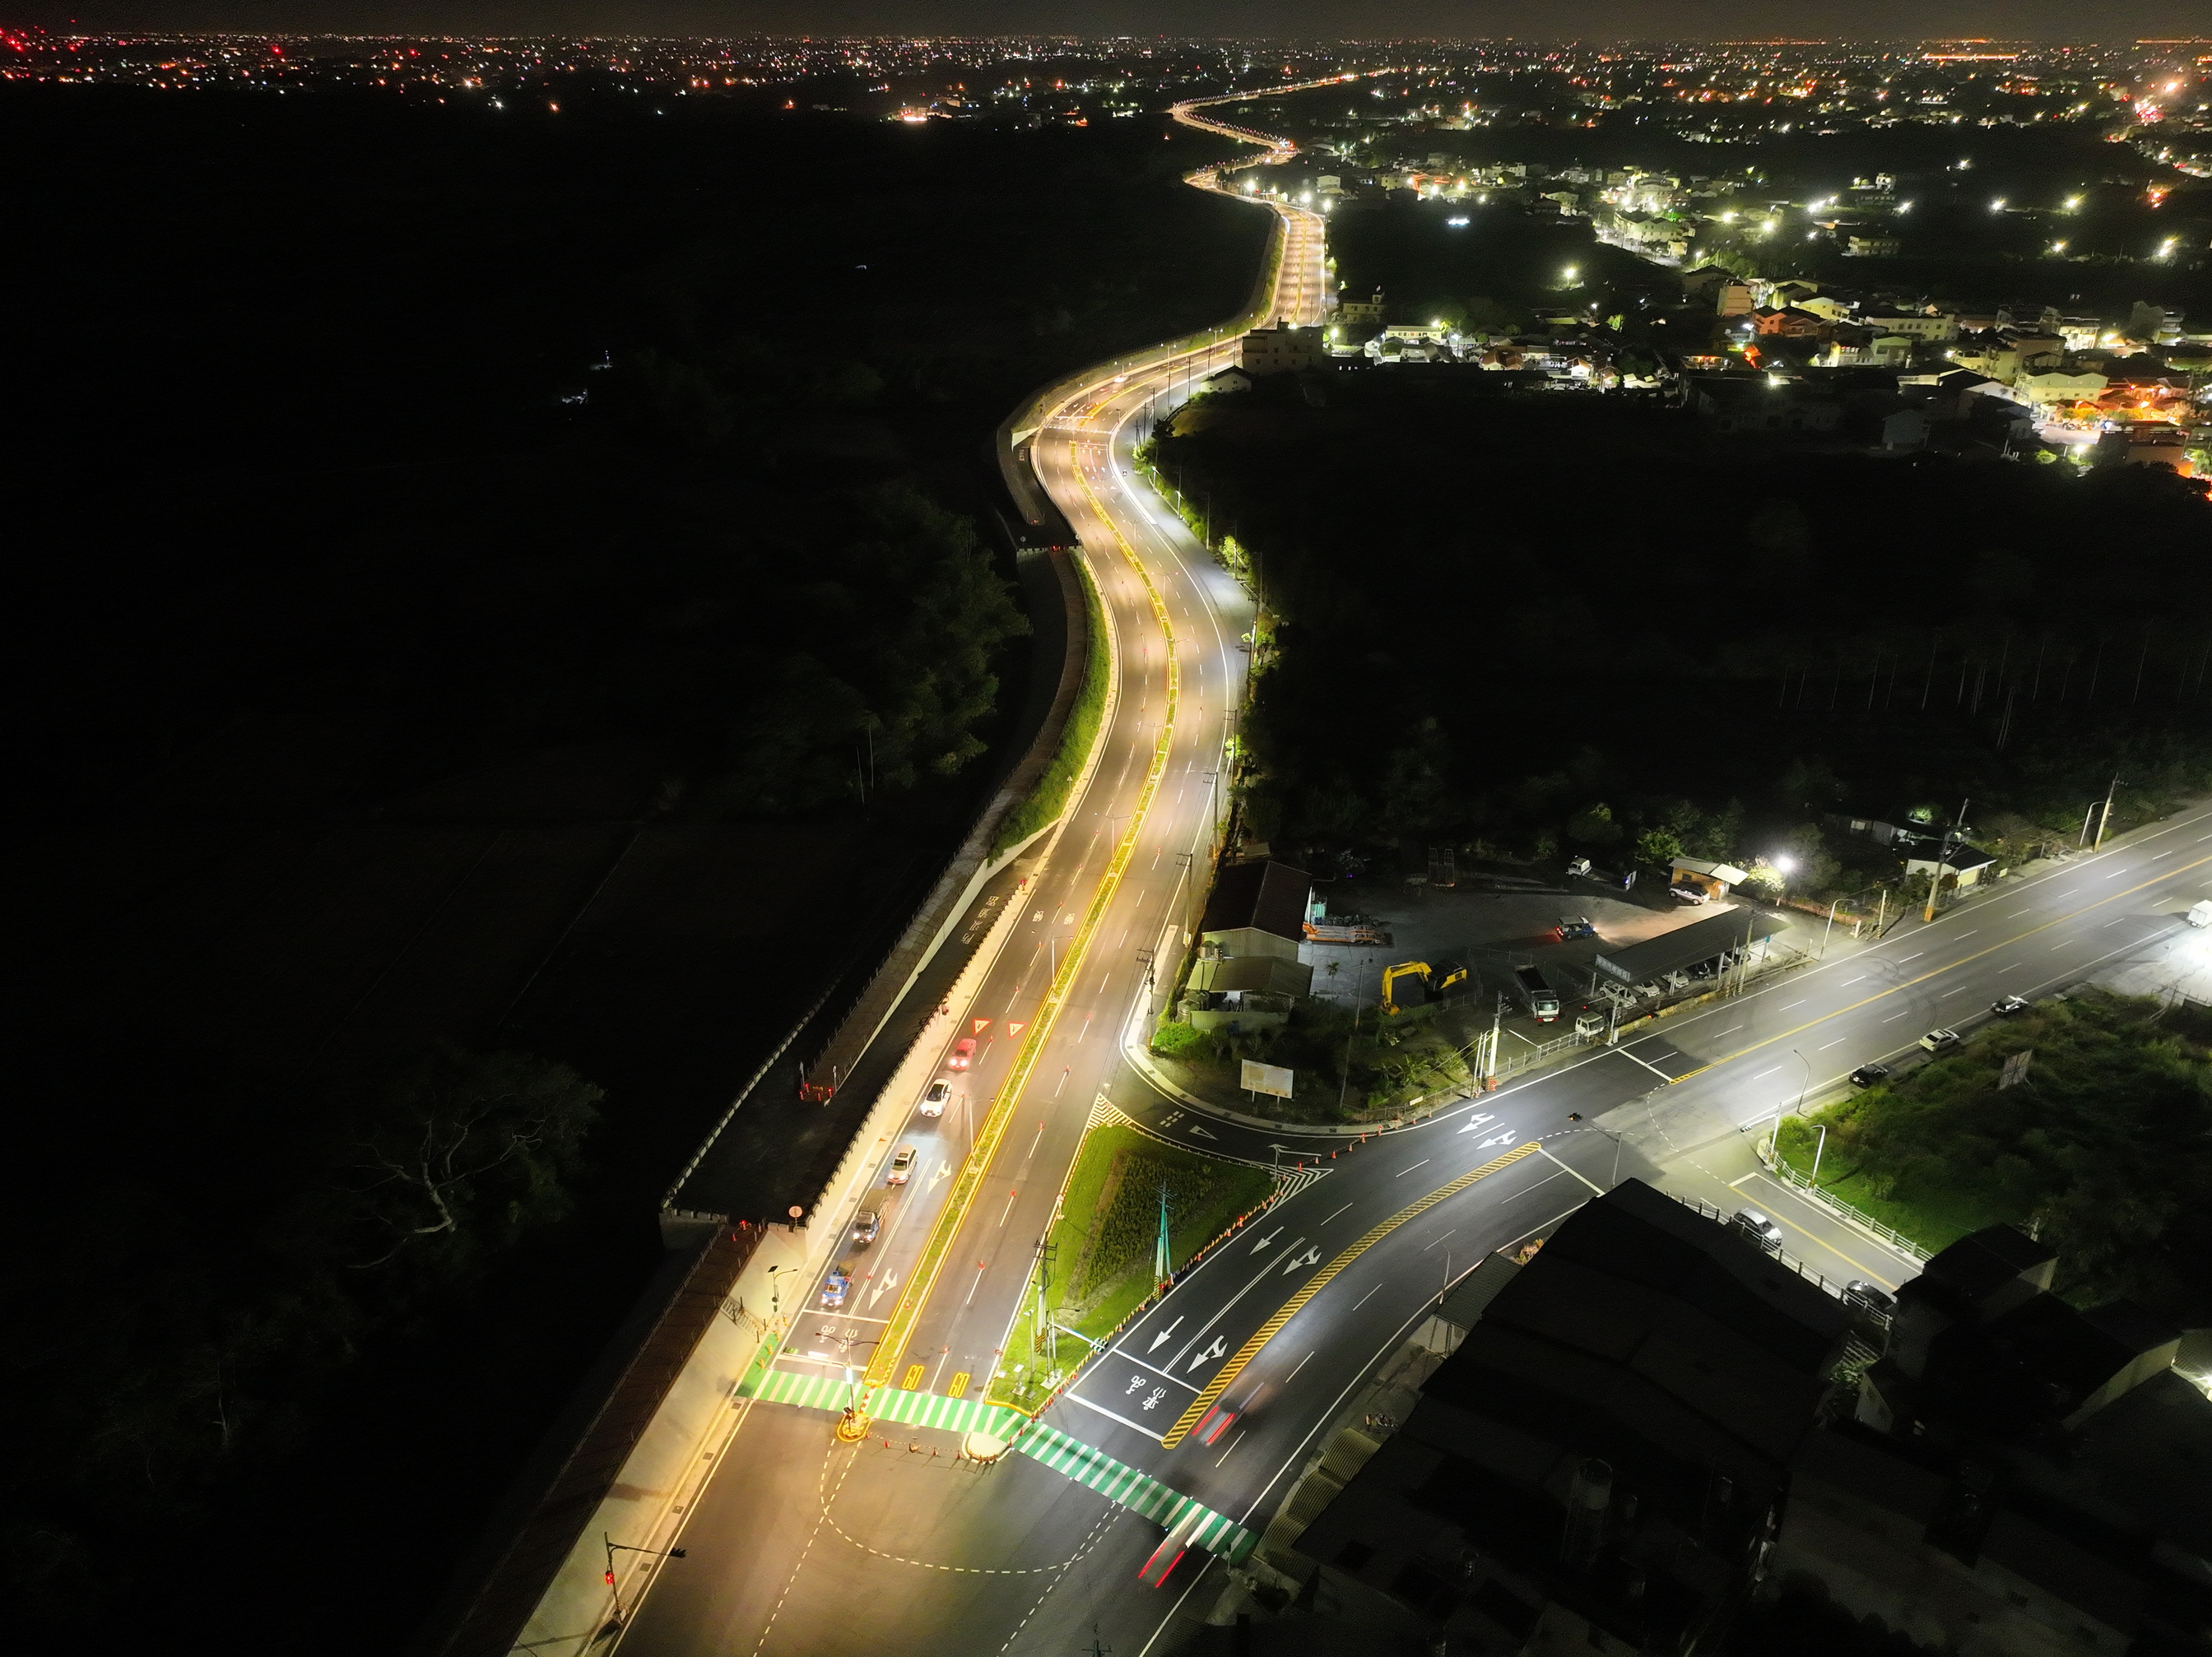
[1758,1139,1931,1262]
[1666,1191,1897,1325]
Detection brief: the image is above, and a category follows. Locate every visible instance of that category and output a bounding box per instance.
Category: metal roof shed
[1592,909,1790,985]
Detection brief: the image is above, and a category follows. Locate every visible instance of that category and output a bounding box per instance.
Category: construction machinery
[1380,959,1471,1015]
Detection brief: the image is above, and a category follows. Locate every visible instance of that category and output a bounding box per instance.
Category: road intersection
[608,83,2212,1657]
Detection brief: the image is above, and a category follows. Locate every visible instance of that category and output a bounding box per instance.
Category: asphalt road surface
[607,82,2212,1657]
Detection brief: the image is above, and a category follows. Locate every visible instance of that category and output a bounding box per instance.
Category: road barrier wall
[422,1217,806,1657]
[431,90,1320,1657]
[800,543,1093,1097]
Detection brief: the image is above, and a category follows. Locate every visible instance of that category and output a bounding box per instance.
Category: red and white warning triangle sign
[1007,1021,1027,1037]
[972,1018,992,1034]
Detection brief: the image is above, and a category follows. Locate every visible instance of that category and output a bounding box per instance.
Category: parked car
[1669,884,1711,904]
[1732,1209,1783,1252]
[1565,856,1592,878]
[950,1037,978,1070]
[1919,1028,1963,1053]
[1991,995,2030,1017]
[1843,1279,1895,1315]
[1848,1063,1890,1088]
[851,1210,880,1244]
[918,1079,950,1117]
[887,1145,918,1186]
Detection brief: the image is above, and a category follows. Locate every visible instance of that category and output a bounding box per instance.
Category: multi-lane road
[607,84,2212,1657]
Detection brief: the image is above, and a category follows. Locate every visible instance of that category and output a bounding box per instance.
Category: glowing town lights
[1990,197,2007,211]
[1562,265,1578,282]
[2051,240,2068,253]
[2066,195,2082,210]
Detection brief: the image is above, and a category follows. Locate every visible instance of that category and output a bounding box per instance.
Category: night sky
[35,0,2212,43]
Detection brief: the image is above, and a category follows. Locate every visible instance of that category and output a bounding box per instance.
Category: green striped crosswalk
[748,1367,1254,1562]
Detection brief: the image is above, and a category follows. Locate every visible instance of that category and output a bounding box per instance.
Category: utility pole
[2094,775,2122,850]
[1154,1183,1173,1290]
[1819,898,1840,959]
[1924,796,1968,924]
[1035,1237,1058,1368]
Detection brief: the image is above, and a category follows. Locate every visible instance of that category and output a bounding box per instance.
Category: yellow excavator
[1380,959,1469,1015]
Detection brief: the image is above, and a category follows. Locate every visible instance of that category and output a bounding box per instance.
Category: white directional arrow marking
[1148,1316,1184,1353]
[1250,1228,1283,1254]
[929,1160,953,1192]
[1455,1113,1497,1135]
[1280,1246,1322,1275]
[1187,1336,1228,1372]
[1477,1130,1517,1149]
[867,1271,899,1310]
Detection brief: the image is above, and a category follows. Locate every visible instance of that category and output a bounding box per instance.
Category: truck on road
[2191,899,2212,929]
[1513,964,1561,1023]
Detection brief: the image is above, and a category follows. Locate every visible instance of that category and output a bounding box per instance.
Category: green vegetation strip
[1774,990,2212,1323]
[992,1124,1276,1410]
[994,555,1111,856]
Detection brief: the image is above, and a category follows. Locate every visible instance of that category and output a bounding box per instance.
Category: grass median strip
[1160,1141,1543,1447]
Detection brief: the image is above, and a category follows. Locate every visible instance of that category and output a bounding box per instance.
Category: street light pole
[1792,1048,1811,1120]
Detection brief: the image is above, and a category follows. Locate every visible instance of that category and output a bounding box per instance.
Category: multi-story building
[1287,1181,1849,1655]
[1771,1224,2212,1657]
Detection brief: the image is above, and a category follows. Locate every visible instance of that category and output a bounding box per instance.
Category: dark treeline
[4,82,1265,1652]
[1155,380,2212,885]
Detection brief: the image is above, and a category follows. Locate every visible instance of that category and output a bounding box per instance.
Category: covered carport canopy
[1592,909,1790,985]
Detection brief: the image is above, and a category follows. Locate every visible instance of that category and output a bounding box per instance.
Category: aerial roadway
[608,77,2212,1657]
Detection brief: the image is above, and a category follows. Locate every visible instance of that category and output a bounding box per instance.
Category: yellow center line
[1685,853,2212,1079]
[1160,1142,1543,1447]
[860,412,1183,1396]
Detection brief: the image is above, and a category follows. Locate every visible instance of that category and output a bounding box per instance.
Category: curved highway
[602,76,2212,1657]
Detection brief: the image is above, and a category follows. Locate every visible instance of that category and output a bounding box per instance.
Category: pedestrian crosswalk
[748,1367,1255,1562]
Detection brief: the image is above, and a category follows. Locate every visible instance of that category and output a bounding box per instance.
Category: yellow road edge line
[1689,853,2212,1079]
[1159,1142,1543,1446]
[862,417,1187,1395]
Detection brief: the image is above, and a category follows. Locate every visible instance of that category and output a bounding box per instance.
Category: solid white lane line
[1396,1159,1431,1177]
[1539,1146,1606,1195]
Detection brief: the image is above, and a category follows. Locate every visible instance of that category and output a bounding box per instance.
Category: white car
[1669,884,1711,904]
[1919,1028,1963,1054]
[918,1079,950,1117]
[886,1145,917,1186]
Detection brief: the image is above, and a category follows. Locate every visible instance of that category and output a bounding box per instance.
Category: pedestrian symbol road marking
[948,1372,970,1396]
[902,1363,925,1390]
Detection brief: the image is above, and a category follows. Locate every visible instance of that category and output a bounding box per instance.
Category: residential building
[1751,305,1829,339]
[1770,1225,2212,1657]
[1288,1181,1848,1655]
[1336,288,1387,325]
[1241,323,1323,376]
[1846,234,1902,257]
[1689,377,1842,434]
[2015,369,2108,406]
[1188,857,1313,1031]
[1903,841,1998,890]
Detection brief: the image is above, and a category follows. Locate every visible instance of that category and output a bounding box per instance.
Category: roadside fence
[1758,1137,1931,1263]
